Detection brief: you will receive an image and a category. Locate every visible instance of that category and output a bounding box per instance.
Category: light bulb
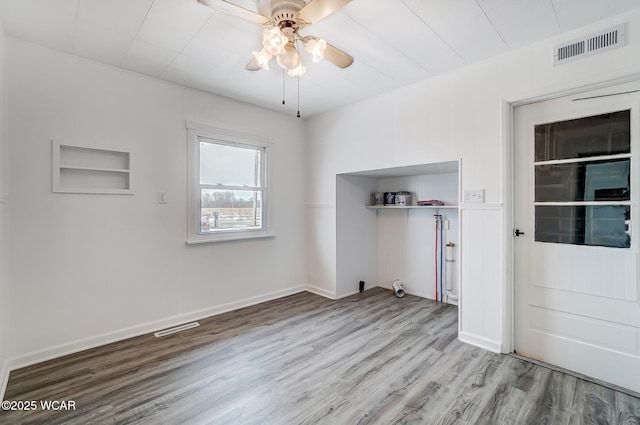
[304,38,327,62]
[262,27,288,56]
[252,48,273,70]
[276,44,300,70]
[287,63,307,77]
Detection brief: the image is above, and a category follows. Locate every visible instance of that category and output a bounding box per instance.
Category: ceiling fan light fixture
[200,0,355,115]
[287,63,307,77]
[276,44,300,70]
[252,48,273,70]
[304,38,327,62]
[262,27,288,55]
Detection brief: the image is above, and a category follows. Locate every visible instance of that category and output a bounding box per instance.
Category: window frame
[186,121,273,244]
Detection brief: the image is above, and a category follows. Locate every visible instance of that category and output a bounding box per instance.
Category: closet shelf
[365,205,458,209]
[59,165,130,173]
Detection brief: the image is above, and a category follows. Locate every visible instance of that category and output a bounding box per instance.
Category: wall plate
[464,189,484,203]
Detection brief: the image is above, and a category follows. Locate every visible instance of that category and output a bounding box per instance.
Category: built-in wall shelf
[52,141,132,194]
[336,160,461,304]
[365,205,458,209]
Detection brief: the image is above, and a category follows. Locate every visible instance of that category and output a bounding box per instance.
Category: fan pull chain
[282,69,285,105]
[296,73,301,118]
[294,37,301,118]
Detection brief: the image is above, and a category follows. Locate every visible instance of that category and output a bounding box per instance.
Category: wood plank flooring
[2,288,639,424]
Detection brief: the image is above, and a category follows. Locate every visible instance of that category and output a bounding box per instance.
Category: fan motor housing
[257,0,308,29]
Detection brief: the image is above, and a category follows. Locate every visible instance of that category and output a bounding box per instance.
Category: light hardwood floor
[2,288,639,424]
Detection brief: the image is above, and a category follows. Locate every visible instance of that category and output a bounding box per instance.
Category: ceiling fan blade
[324,42,354,68]
[298,0,352,24]
[197,0,271,25]
[246,57,262,71]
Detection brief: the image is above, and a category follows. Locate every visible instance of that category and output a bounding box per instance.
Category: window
[187,122,272,243]
[534,110,631,248]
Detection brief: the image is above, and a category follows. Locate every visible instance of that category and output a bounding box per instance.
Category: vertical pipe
[445,242,458,302]
[445,243,454,292]
[434,213,444,302]
[440,218,444,303]
[435,218,439,301]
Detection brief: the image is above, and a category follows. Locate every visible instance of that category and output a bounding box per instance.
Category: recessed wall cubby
[336,161,460,303]
[52,141,132,194]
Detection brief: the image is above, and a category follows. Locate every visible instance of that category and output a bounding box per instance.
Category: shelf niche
[336,160,460,302]
[52,141,132,194]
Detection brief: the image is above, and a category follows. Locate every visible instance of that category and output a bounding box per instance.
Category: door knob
[514,229,525,237]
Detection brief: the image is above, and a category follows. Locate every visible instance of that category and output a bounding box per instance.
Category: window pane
[199,139,262,187]
[201,189,263,232]
[535,205,630,248]
[535,110,630,162]
[535,159,630,202]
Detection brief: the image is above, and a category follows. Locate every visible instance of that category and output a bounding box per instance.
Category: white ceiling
[1,0,639,117]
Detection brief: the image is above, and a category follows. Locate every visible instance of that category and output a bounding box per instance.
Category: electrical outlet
[464,189,484,203]
[158,191,167,204]
[444,219,450,230]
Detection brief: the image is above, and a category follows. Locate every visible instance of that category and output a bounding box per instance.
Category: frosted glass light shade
[276,44,300,70]
[262,27,288,55]
[287,63,307,77]
[252,48,273,70]
[304,38,327,62]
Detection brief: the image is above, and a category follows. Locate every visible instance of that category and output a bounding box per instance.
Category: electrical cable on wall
[434,214,439,301]
[440,216,444,301]
[433,213,449,303]
[434,213,445,302]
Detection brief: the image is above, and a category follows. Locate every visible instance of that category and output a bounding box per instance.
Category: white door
[514,83,640,393]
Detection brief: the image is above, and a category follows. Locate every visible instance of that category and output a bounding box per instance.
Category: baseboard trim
[335,289,360,299]
[458,331,502,353]
[7,286,307,373]
[0,358,9,401]
[376,284,455,305]
[306,285,387,300]
[304,284,336,299]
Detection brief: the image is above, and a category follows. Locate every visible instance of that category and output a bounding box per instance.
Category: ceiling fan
[197,0,354,76]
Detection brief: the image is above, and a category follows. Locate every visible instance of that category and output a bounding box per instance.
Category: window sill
[185,232,275,245]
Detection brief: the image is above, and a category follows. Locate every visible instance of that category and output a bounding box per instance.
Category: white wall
[5,39,306,367]
[0,20,9,396]
[305,9,640,353]
[335,175,377,298]
[376,173,459,300]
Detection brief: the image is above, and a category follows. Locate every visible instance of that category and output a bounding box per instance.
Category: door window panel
[534,110,631,248]
[535,110,630,161]
[535,205,631,248]
[535,159,630,202]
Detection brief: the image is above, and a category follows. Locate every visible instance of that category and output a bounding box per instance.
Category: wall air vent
[553,23,626,65]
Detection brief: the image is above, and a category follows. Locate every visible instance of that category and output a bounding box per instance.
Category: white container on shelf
[394,192,412,206]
